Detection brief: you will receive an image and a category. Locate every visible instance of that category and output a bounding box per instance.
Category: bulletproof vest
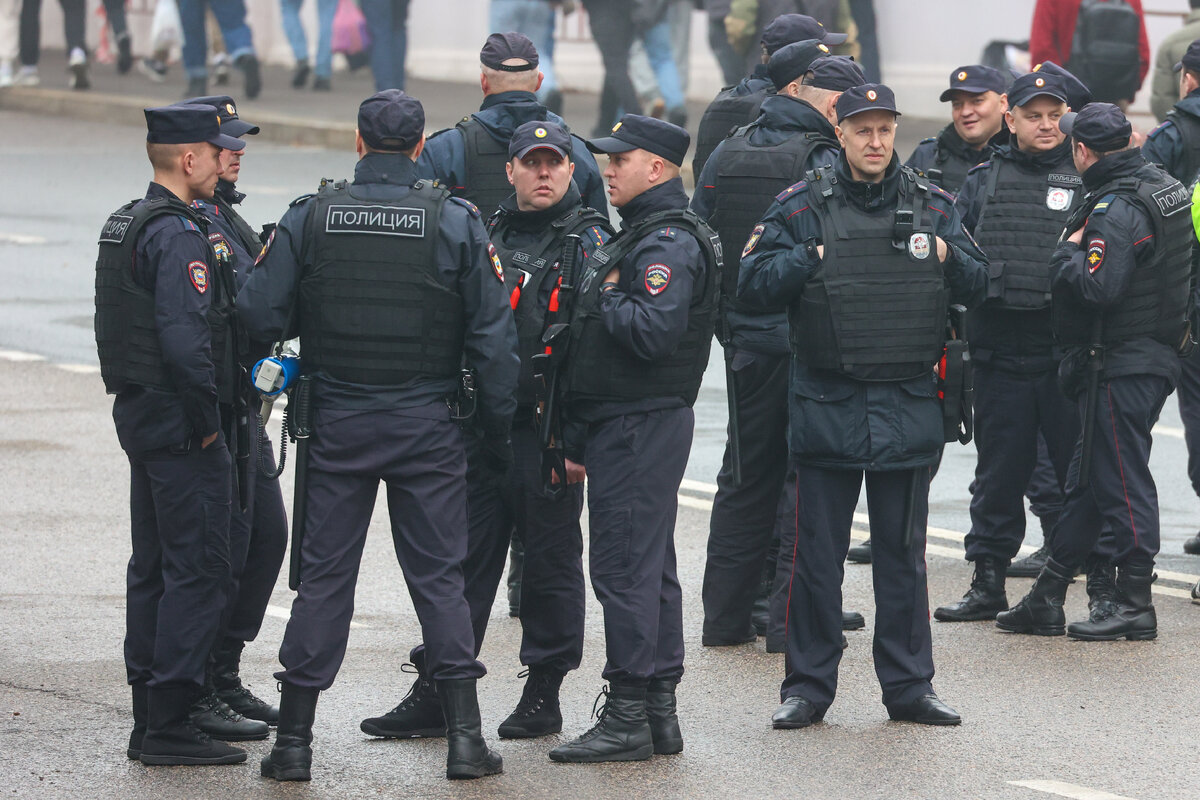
[1166,106,1200,187]
[213,194,262,261]
[95,197,235,400]
[973,155,1082,310]
[565,209,721,406]
[791,167,949,381]
[298,180,465,385]
[1053,166,1193,349]
[487,204,612,407]
[710,124,835,311]
[458,116,545,220]
[693,85,771,179]
[926,142,981,196]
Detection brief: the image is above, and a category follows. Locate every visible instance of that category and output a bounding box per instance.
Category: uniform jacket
[738,154,989,470]
[415,90,608,213]
[1142,90,1200,184]
[1150,9,1200,122]
[904,124,1008,197]
[1050,147,1183,386]
[692,93,840,355]
[236,153,519,438]
[1029,0,1149,94]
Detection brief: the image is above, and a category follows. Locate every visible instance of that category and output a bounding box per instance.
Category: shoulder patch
[450,196,481,218]
[656,227,677,241]
[1146,120,1173,140]
[1090,193,1117,216]
[487,242,504,282]
[1086,238,1106,273]
[188,260,209,294]
[929,184,956,203]
[644,264,672,295]
[742,224,765,258]
[775,180,807,203]
[255,228,275,265]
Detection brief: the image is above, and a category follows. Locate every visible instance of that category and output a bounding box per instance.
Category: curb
[0,86,357,150]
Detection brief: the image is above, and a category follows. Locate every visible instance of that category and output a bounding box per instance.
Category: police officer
[237,90,518,781]
[548,115,719,763]
[184,95,287,729]
[998,103,1192,642]
[691,45,866,649]
[934,71,1084,624]
[740,84,988,729]
[905,65,1011,196]
[1142,39,1200,556]
[417,32,607,219]
[358,120,612,743]
[693,13,848,180]
[96,104,247,765]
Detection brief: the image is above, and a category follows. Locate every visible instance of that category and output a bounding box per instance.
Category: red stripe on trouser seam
[1107,383,1139,548]
[783,472,800,651]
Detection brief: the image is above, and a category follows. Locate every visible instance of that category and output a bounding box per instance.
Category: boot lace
[220,684,270,711]
[387,663,434,714]
[569,686,613,743]
[509,669,553,718]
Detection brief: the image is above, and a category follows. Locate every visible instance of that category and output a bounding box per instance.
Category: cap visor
[839,106,901,123]
[939,85,995,102]
[1175,61,1184,73]
[210,132,246,151]
[514,143,569,160]
[1058,111,1078,136]
[1017,88,1069,106]
[224,119,260,137]
[821,31,849,45]
[586,136,638,155]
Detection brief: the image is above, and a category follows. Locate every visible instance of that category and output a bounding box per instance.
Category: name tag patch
[325,205,426,237]
[99,214,134,244]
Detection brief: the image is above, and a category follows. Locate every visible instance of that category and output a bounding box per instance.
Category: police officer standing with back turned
[691,43,867,649]
[96,104,248,766]
[740,84,988,730]
[417,32,607,219]
[548,115,720,764]
[934,71,1084,625]
[237,90,518,782]
[184,95,288,731]
[998,103,1192,642]
[358,120,612,743]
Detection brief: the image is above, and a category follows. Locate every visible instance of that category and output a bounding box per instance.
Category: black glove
[482,434,514,475]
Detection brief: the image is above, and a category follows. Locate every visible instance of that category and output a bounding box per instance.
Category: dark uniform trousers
[781,465,934,712]
[412,423,586,674]
[1051,375,1172,572]
[703,348,791,641]
[1026,433,1066,522]
[221,430,288,644]
[1177,350,1200,500]
[966,365,1080,561]
[125,436,232,688]
[586,408,692,683]
[276,405,484,689]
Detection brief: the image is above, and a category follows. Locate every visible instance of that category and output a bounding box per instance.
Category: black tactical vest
[565,209,721,406]
[1166,106,1200,187]
[456,116,516,221]
[693,84,771,179]
[298,180,465,385]
[213,193,262,259]
[791,167,949,381]
[487,204,612,407]
[1054,166,1193,349]
[973,155,1081,310]
[95,197,235,400]
[711,124,835,311]
[926,141,981,196]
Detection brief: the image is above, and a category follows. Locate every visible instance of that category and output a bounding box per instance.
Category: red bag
[332,0,371,55]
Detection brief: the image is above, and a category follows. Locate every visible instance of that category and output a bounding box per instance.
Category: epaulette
[1090,193,1117,216]
[966,160,992,175]
[1146,119,1173,140]
[656,227,677,241]
[449,196,481,218]
[426,126,454,140]
[929,183,956,204]
[918,136,936,145]
[775,180,807,203]
[587,225,607,248]
[289,192,317,208]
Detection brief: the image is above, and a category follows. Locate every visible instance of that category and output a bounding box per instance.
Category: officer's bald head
[146,141,188,172]
[480,62,543,95]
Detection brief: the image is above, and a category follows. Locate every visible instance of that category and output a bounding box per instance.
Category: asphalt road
[2,109,1200,800]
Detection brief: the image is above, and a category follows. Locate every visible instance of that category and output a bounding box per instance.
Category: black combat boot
[994,557,1073,636]
[548,683,654,763]
[139,686,246,765]
[212,638,279,724]
[360,649,446,737]
[1183,532,1200,555]
[847,538,872,563]
[189,689,270,741]
[507,538,524,617]
[1008,513,1058,577]
[934,556,1009,621]
[645,678,683,755]
[260,683,319,782]
[1067,564,1157,641]
[497,667,564,739]
[1083,556,1118,621]
[439,679,503,780]
[127,682,148,759]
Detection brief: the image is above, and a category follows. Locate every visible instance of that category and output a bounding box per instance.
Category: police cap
[586,114,689,167]
[145,104,245,150]
[939,64,1008,102]
[509,120,571,160]
[357,89,425,152]
[1032,61,1091,109]
[480,31,538,72]
[761,13,847,55]
[803,55,867,92]
[1059,102,1132,152]
[835,83,901,123]
[1007,71,1069,107]
[1174,39,1200,73]
[767,39,830,88]
[180,94,260,137]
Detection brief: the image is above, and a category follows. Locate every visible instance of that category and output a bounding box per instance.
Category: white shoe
[14,65,38,87]
[0,61,13,87]
[68,47,89,90]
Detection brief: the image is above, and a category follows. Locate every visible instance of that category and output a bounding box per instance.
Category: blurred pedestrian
[631,0,692,125]
[0,0,17,86]
[280,0,336,90]
[361,0,410,90]
[176,0,261,98]
[1149,0,1200,121]
[848,0,877,82]
[490,0,564,113]
[18,0,89,88]
[1029,0,1148,105]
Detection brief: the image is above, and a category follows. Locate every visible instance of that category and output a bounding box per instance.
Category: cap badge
[534,127,548,138]
[612,122,622,132]
[866,90,877,101]
[818,44,830,54]
[226,103,235,115]
[1035,77,1045,87]
[957,71,968,81]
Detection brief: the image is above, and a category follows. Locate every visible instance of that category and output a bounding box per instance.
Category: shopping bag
[332,0,371,55]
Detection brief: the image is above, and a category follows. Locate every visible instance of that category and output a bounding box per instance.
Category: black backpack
[1067,0,1141,103]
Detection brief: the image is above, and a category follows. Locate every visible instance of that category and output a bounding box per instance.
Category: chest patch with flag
[644,264,672,295]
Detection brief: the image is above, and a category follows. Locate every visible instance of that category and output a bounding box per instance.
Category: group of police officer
[95,12,1200,785]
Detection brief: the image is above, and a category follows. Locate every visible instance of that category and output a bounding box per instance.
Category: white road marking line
[1155,424,1185,440]
[1009,779,1137,800]
[264,604,366,629]
[0,232,48,245]
[56,363,100,374]
[0,349,45,361]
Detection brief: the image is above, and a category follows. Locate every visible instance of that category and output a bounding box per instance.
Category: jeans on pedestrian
[489,0,557,96]
[279,0,337,78]
[637,18,685,111]
[178,0,254,78]
[360,0,409,91]
[19,0,85,66]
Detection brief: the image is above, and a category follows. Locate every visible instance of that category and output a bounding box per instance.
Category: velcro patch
[742,224,765,259]
[1086,238,1106,273]
[325,205,426,237]
[99,214,134,244]
[188,260,209,293]
[644,264,671,295]
[488,242,504,282]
